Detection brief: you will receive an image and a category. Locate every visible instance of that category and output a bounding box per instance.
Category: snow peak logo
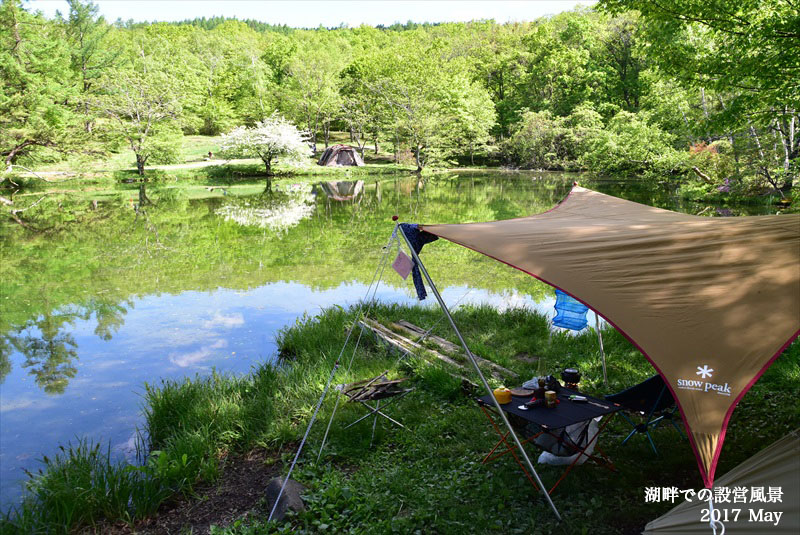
[676,365,732,396]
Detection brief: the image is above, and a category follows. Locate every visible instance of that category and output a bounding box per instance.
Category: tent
[643,430,799,533]
[418,185,800,489]
[317,144,364,167]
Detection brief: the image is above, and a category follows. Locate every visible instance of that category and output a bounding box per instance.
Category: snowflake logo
[696,365,714,379]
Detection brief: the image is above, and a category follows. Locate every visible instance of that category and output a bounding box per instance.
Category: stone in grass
[265,477,306,521]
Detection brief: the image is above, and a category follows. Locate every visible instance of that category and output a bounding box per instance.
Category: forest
[1,0,798,196]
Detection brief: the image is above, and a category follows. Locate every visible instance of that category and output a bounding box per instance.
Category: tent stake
[596,314,608,386]
[399,226,562,522]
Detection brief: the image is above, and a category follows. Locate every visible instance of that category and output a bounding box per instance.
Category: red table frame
[478,402,617,495]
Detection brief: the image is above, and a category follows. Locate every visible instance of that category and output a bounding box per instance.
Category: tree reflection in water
[1,299,131,394]
[10,312,79,395]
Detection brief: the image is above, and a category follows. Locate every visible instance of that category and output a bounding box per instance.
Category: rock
[265,477,306,521]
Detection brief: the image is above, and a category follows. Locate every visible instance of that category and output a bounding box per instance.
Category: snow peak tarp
[420,186,800,488]
[644,430,799,533]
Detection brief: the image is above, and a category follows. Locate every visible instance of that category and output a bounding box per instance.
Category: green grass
[4,303,797,534]
[1,439,170,534]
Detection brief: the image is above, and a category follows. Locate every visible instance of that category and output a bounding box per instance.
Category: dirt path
[145,158,262,171]
[99,449,281,535]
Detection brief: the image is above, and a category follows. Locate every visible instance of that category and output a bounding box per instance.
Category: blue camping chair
[604,374,685,455]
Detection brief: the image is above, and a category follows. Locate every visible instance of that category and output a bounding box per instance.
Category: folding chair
[340,371,413,446]
[604,374,685,455]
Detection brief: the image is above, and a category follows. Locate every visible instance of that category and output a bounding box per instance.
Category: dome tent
[317,144,364,167]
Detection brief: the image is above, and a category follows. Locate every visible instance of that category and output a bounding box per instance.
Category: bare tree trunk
[700,88,711,142]
[135,154,146,176]
[262,157,273,176]
[4,140,36,166]
[716,96,740,172]
[261,157,274,192]
[138,184,153,206]
[414,145,423,173]
[749,124,784,198]
[355,135,366,157]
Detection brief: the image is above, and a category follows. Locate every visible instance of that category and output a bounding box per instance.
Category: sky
[29,0,596,27]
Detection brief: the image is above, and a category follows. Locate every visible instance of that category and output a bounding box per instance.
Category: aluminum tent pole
[595,314,608,387]
[398,226,562,522]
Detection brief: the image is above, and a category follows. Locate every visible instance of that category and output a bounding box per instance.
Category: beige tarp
[421,186,800,487]
[644,430,799,534]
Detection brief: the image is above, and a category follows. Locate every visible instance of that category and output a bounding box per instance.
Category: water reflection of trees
[215,185,315,232]
[1,299,131,394]
[0,172,584,392]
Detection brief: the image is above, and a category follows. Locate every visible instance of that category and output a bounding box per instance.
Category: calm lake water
[0,171,780,508]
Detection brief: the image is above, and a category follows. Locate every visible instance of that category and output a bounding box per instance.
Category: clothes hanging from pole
[398,222,438,300]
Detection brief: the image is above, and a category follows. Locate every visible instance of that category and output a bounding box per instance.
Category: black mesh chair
[605,374,685,455]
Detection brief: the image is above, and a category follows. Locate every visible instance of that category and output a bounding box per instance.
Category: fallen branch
[11,194,52,213]
[7,165,78,183]
[691,166,713,183]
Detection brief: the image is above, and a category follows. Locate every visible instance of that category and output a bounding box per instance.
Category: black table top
[477,387,620,429]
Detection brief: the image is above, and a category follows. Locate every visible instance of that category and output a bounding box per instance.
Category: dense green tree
[598,14,646,111]
[283,35,349,152]
[362,38,496,171]
[340,55,392,156]
[4,3,795,193]
[0,0,79,166]
[517,11,605,117]
[600,0,800,190]
[96,68,182,175]
[58,0,119,132]
[468,23,529,138]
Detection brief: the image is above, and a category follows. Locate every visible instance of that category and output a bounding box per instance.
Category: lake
[0,171,780,509]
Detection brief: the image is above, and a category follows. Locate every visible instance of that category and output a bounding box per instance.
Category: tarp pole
[398,226,562,522]
[595,314,608,386]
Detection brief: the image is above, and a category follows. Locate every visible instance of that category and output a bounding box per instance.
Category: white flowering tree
[219,114,311,191]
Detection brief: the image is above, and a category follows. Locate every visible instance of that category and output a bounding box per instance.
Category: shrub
[500,111,575,170]
[501,105,602,170]
[144,125,184,165]
[687,140,736,183]
[580,111,684,177]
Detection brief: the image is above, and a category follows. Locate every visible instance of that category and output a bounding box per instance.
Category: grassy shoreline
[6,132,795,211]
[3,303,798,534]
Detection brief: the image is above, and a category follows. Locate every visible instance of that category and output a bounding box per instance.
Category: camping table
[476,387,620,495]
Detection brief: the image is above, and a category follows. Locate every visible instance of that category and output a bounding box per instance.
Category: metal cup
[545,390,557,408]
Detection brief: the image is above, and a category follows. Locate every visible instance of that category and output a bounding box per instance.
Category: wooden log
[360,319,464,370]
[358,319,479,389]
[392,320,519,379]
